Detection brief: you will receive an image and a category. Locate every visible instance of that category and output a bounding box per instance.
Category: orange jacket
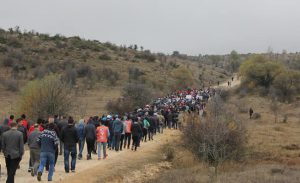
[125,120,132,133]
[96,125,109,143]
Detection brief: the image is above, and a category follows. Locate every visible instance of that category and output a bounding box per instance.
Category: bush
[106,83,154,114]
[7,38,23,48]
[18,74,74,120]
[134,51,156,62]
[239,55,285,88]
[183,95,247,173]
[128,67,145,81]
[98,53,112,60]
[63,68,77,85]
[2,79,19,92]
[76,65,91,77]
[252,113,261,119]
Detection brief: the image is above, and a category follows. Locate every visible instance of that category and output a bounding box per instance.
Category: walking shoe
[28,167,32,172]
[37,172,42,181]
[71,170,75,173]
[31,168,34,177]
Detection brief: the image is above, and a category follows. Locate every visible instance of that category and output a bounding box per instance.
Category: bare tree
[18,74,75,121]
[183,95,247,179]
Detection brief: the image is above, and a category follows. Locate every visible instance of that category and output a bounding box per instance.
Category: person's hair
[9,115,14,120]
[16,118,22,123]
[21,114,26,119]
[10,122,17,128]
[37,118,43,124]
[48,123,55,130]
[68,116,74,124]
[54,115,58,118]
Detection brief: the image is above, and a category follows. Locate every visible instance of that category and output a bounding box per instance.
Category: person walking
[131,117,142,151]
[96,121,110,160]
[124,117,132,149]
[119,117,127,151]
[27,123,41,177]
[1,122,24,183]
[142,117,150,142]
[61,117,79,173]
[0,118,11,152]
[85,118,96,160]
[112,115,123,152]
[37,123,59,182]
[249,108,254,119]
[57,116,68,155]
[76,119,85,160]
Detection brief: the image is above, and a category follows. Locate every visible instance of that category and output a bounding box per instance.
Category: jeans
[64,145,77,172]
[38,152,55,181]
[97,142,107,158]
[78,138,85,158]
[113,133,121,151]
[30,149,40,176]
[5,156,21,183]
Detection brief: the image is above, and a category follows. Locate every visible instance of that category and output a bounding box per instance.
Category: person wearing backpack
[142,117,150,142]
[131,117,143,151]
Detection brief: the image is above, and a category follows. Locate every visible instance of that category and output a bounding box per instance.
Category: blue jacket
[112,119,123,134]
[77,123,85,140]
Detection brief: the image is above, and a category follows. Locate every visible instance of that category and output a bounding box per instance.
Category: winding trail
[0,75,241,183]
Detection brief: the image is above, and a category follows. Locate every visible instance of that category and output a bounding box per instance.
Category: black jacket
[61,124,79,147]
[85,123,96,140]
[131,122,142,137]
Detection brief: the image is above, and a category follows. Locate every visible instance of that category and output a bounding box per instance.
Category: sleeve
[107,128,110,138]
[20,134,24,156]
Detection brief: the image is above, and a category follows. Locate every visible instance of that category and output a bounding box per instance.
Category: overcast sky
[0,0,299,55]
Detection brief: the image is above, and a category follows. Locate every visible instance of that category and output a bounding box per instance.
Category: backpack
[143,119,150,129]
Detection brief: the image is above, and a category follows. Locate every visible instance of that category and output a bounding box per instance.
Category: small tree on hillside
[239,55,285,88]
[183,95,247,178]
[18,74,74,121]
[270,99,280,123]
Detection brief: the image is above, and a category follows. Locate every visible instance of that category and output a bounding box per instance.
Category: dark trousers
[64,145,77,172]
[30,149,40,176]
[5,156,21,183]
[124,133,131,149]
[142,128,148,142]
[113,133,121,151]
[86,138,95,157]
[132,136,139,151]
[148,128,154,141]
[120,134,125,151]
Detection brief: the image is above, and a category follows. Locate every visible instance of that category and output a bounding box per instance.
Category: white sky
[0,0,299,55]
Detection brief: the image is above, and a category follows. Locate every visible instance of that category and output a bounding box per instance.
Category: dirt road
[0,130,179,183]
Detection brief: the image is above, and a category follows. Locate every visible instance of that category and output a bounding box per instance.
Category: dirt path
[0,130,179,183]
[0,76,239,183]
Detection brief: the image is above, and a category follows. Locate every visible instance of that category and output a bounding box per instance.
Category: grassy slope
[0,29,230,118]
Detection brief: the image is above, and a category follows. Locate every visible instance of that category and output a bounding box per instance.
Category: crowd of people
[0,88,216,183]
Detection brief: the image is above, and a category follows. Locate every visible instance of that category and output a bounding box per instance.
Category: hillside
[0,27,231,118]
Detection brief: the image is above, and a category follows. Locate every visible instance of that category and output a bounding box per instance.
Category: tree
[172,66,195,89]
[18,74,74,120]
[183,95,246,178]
[239,55,285,88]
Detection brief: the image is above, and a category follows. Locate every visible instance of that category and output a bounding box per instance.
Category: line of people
[0,88,214,183]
